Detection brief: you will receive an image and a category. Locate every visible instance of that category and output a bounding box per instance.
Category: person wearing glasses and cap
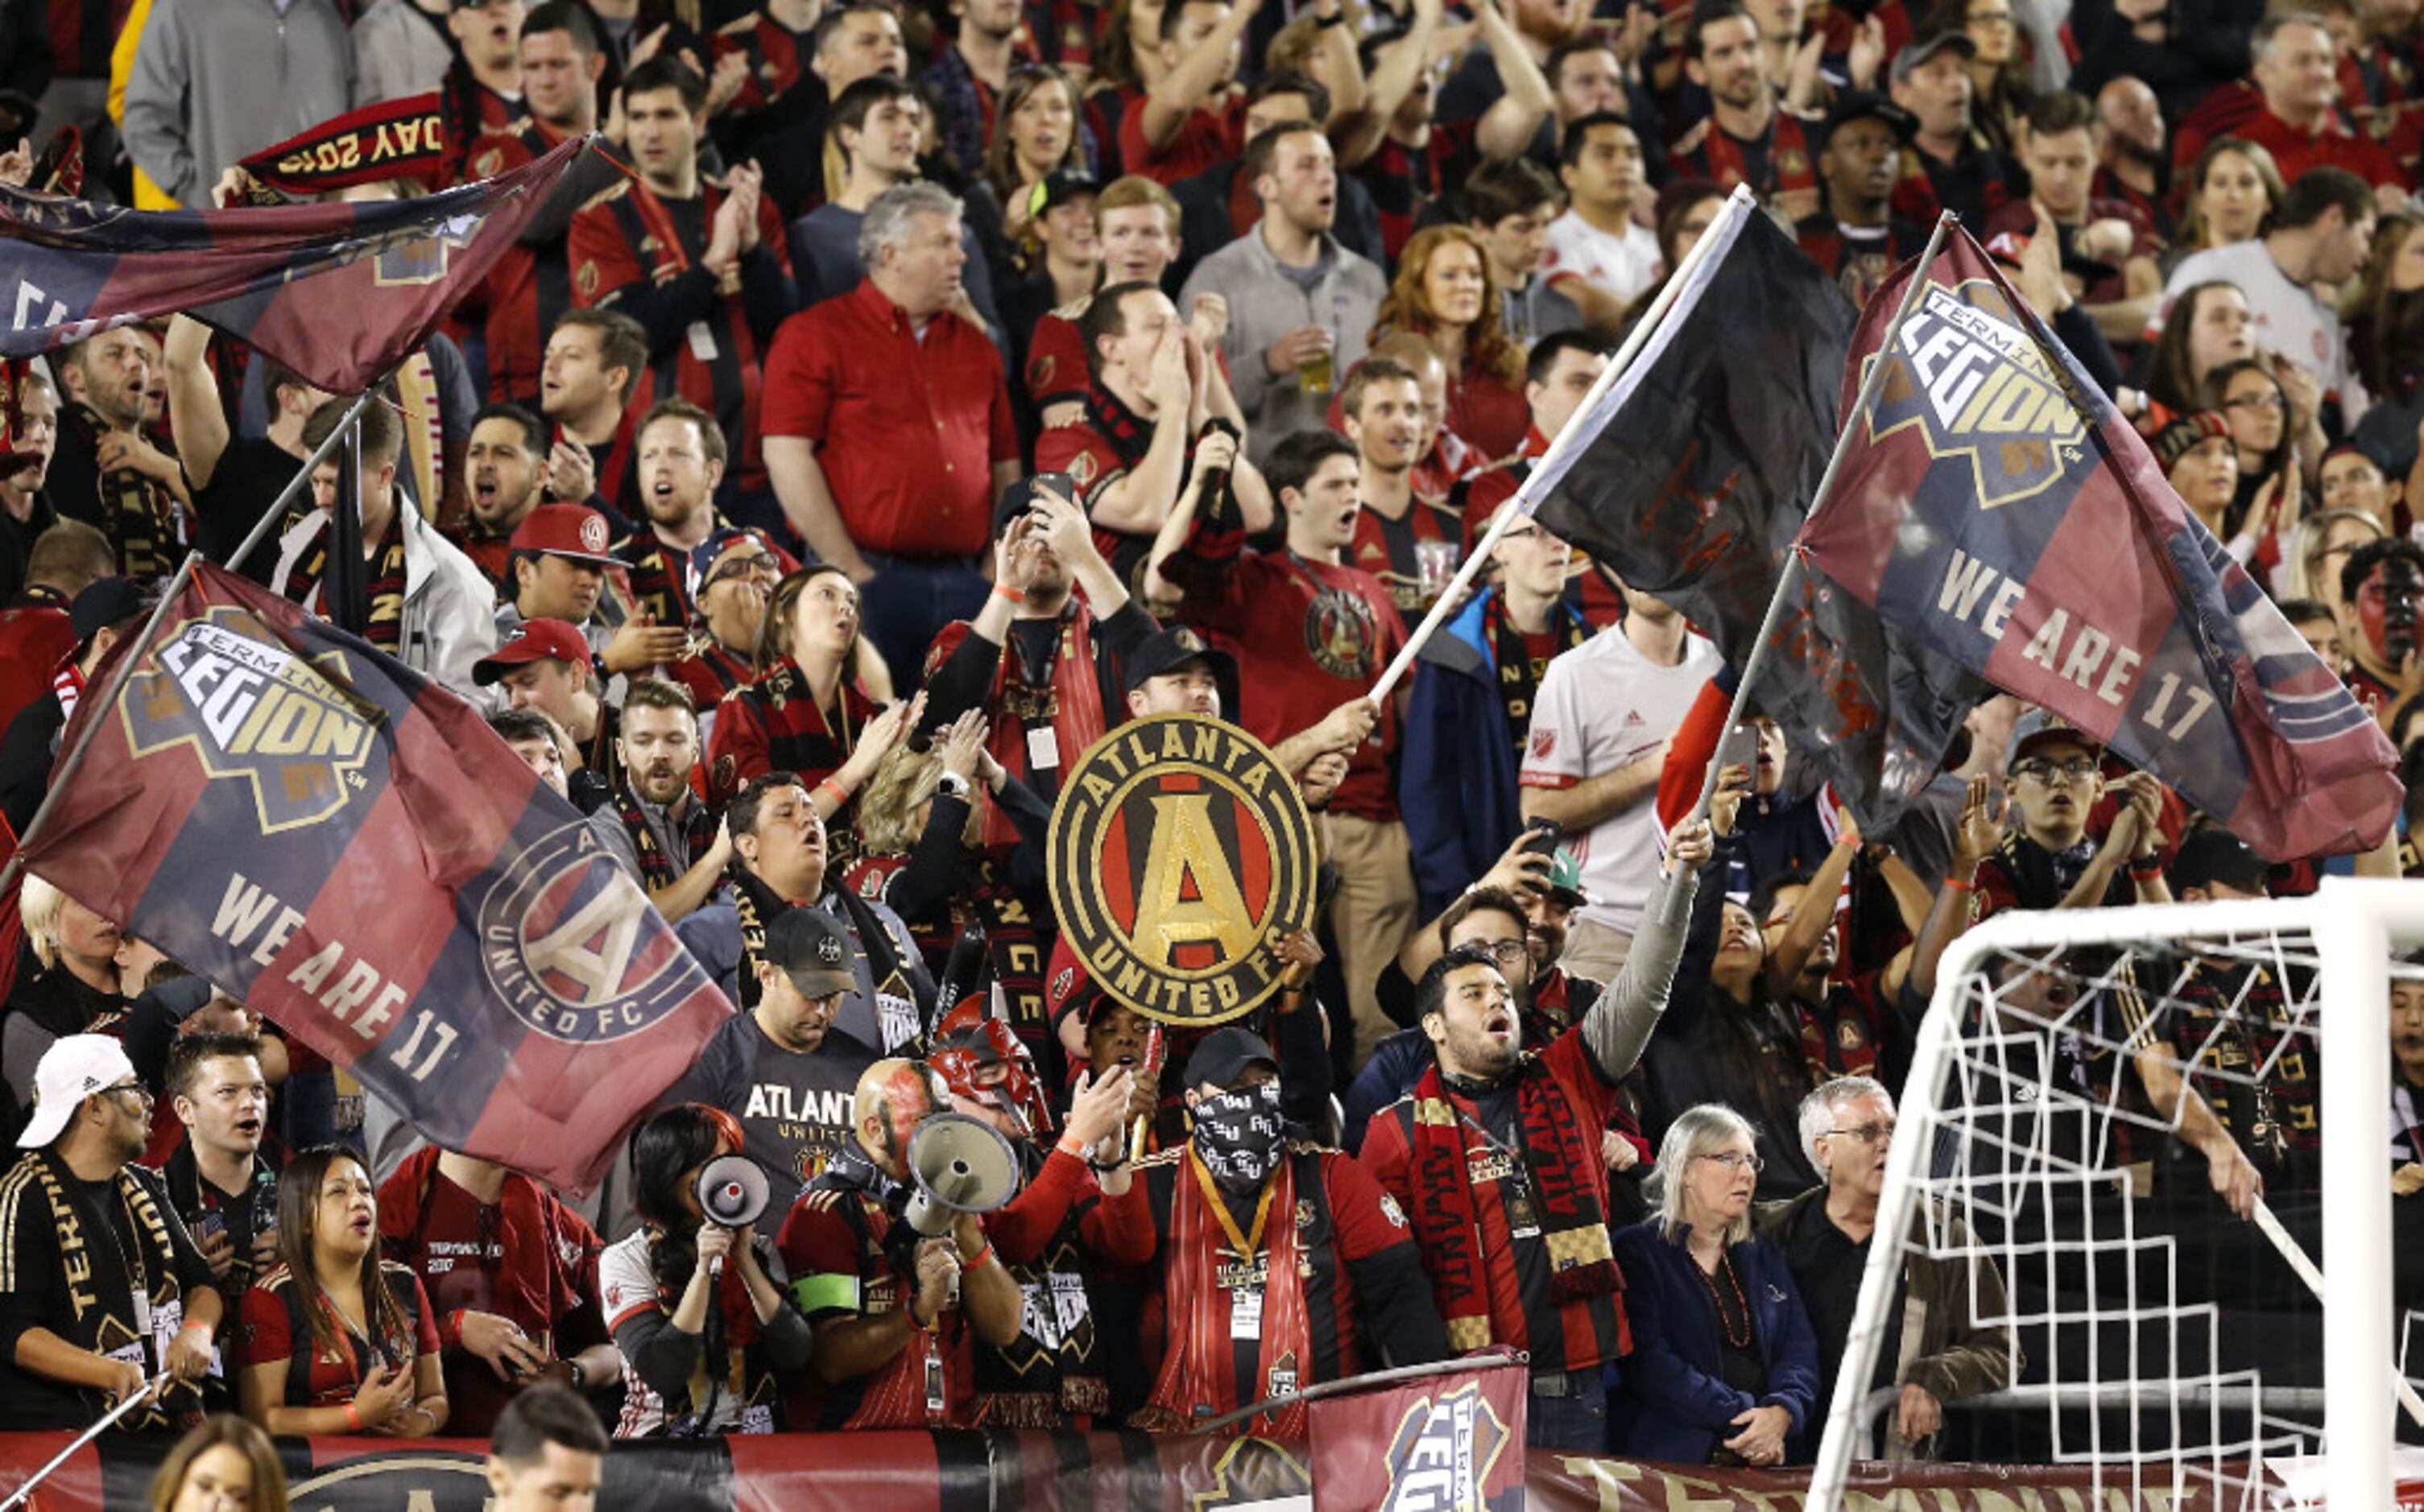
[0,1035,224,1431]
[1968,708,2173,922]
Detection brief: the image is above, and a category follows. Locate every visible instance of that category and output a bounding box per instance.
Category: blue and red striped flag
[1797,228,2401,860]
[18,563,732,1188]
[0,134,607,395]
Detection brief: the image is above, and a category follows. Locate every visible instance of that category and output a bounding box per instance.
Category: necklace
[1692,1247,1754,1349]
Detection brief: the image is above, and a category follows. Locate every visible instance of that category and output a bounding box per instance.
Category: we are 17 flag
[1797,228,2400,860]
[19,563,732,1188]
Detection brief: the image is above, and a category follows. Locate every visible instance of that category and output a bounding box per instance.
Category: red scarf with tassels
[1138,1151,1313,1437]
[1406,1058,1622,1353]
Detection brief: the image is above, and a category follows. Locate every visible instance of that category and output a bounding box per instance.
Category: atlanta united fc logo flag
[19,564,733,1188]
[1797,228,2400,861]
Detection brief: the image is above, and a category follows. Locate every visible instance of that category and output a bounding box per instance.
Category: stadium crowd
[0,0,2422,1469]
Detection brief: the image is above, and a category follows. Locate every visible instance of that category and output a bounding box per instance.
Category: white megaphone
[902,1113,1023,1238]
[694,1155,770,1283]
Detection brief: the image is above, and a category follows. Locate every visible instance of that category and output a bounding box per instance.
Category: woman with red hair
[1371,226,1531,460]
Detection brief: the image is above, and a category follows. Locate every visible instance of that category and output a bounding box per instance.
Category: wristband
[966,1243,997,1272]
[1942,876,1974,894]
[442,1309,465,1353]
[993,580,1028,603]
[345,1402,364,1432]
[2128,855,2164,880]
[1055,1133,1088,1159]
[815,777,850,808]
[177,1320,211,1336]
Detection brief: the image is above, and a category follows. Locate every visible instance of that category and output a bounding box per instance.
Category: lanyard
[1189,1151,1276,1262]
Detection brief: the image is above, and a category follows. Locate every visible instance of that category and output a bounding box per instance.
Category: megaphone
[903,1113,1022,1238]
[695,1155,770,1283]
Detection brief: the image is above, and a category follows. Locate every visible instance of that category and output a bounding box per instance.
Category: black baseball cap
[1890,29,1977,83]
[1026,167,1102,220]
[69,576,145,645]
[1825,90,1917,141]
[992,473,1078,539]
[1124,624,1239,700]
[764,907,858,999]
[2168,828,2270,897]
[1183,1027,1279,1090]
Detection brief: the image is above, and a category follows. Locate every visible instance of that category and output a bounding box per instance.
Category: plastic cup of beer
[1300,343,1334,395]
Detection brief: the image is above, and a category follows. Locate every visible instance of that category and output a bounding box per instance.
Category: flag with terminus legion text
[17,563,734,1189]
[1797,229,2401,861]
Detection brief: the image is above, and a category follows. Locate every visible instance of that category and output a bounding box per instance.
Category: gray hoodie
[122,0,354,207]
[1179,225,1386,465]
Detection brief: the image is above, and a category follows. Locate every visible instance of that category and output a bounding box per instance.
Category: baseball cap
[69,576,146,645]
[19,1035,141,1148]
[474,618,593,685]
[1545,848,1590,909]
[2168,828,2270,897]
[1824,90,1917,142]
[1124,624,1239,698]
[992,473,1078,539]
[1890,28,1977,83]
[2004,707,2097,771]
[508,503,618,567]
[1184,1027,1279,1090]
[1026,167,1101,221]
[764,907,858,999]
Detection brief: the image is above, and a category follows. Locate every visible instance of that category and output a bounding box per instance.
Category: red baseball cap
[474,617,593,685]
[508,503,618,566]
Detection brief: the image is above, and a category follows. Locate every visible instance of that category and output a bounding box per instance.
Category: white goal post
[1806,876,2424,1512]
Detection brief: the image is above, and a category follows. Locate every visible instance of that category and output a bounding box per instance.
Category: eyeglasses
[101,1082,154,1108]
[1471,940,1529,967]
[1697,1151,1764,1173]
[2013,758,2099,785]
[705,555,780,587]
[1827,1120,1897,1143]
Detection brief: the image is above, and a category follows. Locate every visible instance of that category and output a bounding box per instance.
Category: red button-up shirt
[761,278,1019,558]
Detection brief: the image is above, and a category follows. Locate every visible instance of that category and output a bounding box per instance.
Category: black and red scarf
[1695,109,1816,211]
[1405,1059,1623,1355]
[610,783,719,890]
[974,604,1109,849]
[291,513,410,649]
[64,403,186,580]
[1135,1150,1314,1438]
[1483,593,1586,767]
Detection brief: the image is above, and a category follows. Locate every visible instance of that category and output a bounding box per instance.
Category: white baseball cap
[18,1035,142,1149]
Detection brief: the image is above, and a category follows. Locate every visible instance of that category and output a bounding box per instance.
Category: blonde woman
[4,876,127,1117]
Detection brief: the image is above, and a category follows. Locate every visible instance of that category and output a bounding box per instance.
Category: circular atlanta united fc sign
[1049,714,1317,1027]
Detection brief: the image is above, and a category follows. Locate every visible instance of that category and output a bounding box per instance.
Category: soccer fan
[0,373,63,604]
[48,328,187,579]
[2338,539,2424,717]
[1337,357,1462,617]
[0,521,110,736]
[1352,0,1553,262]
[568,56,796,497]
[453,405,551,589]
[669,535,780,727]
[922,482,1157,833]
[433,0,528,180]
[923,0,1034,176]
[1797,93,1930,308]
[238,1146,447,1436]
[1369,226,1528,465]
[665,902,880,1203]
[2160,167,2376,418]
[1609,1105,1821,1465]
[119,0,350,210]
[539,310,652,523]
[0,575,148,835]
[376,1144,617,1438]
[1458,328,1612,539]
[267,399,497,698]
[490,708,570,797]
[1034,283,1268,580]
[463,2,608,407]
[1180,123,1387,464]
[1969,710,2174,918]
[616,397,784,634]
[2093,77,2173,239]
[1465,157,1584,348]
[1543,113,1661,328]
[590,679,729,921]
[0,1035,223,1429]
[778,1058,1024,1426]
[1668,6,1819,223]
[158,1032,283,1313]
[787,76,1000,318]
[683,771,935,1054]
[1887,28,2021,230]
[1123,0,1256,184]
[1156,429,1413,1063]
[496,503,623,658]
[1168,73,1385,292]
[484,1384,607,1512]
[160,324,329,576]
[1399,506,1588,915]
[1359,819,1707,1447]
[597,1104,812,1436]
[474,619,618,783]
[761,183,1022,684]
[1030,176,1182,424]
[1757,1077,2017,1458]
[1118,1002,1450,1434]
[1981,92,2162,341]
[1520,581,1723,983]
[2232,13,2410,196]
[701,564,915,813]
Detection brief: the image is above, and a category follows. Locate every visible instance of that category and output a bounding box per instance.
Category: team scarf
[976,602,1111,849]
[287,512,410,649]
[610,782,719,890]
[13,1154,192,1430]
[967,1147,1107,1427]
[1135,1146,1313,1438]
[64,403,187,579]
[1483,593,1587,768]
[808,1150,972,1428]
[52,662,83,723]
[382,1146,594,1336]
[674,638,755,706]
[731,869,920,1048]
[1406,1058,1622,1354]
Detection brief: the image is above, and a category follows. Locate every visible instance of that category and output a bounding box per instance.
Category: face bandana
[1190,1083,1285,1194]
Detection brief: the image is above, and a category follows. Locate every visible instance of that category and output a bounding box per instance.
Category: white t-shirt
[2154,239,2368,421]
[599,1229,791,1439]
[1540,210,1665,311]
[1518,625,1720,934]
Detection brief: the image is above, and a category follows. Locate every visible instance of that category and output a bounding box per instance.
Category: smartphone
[1521,819,1564,857]
[1716,723,1761,779]
[192,1209,226,1245]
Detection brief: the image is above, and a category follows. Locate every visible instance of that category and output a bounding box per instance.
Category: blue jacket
[1609,1221,1822,1465]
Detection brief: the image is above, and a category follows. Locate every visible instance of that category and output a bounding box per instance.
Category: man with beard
[0,372,61,605]
[453,405,551,588]
[48,328,188,579]
[0,1035,222,1429]
[670,535,781,735]
[1034,283,1268,585]
[1796,93,1929,308]
[616,399,792,634]
[589,678,730,920]
[2340,539,2424,721]
[779,1058,1024,1427]
[2091,77,2172,241]
[461,4,601,407]
[1111,986,1450,1435]
[1668,7,1819,222]
[680,771,936,1053]
[1358,817,1710,1448]
[539,310,651,523]
[1753,1076,2015,1458]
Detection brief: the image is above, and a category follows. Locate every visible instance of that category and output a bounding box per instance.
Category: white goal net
[1806,878,2424,1512]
